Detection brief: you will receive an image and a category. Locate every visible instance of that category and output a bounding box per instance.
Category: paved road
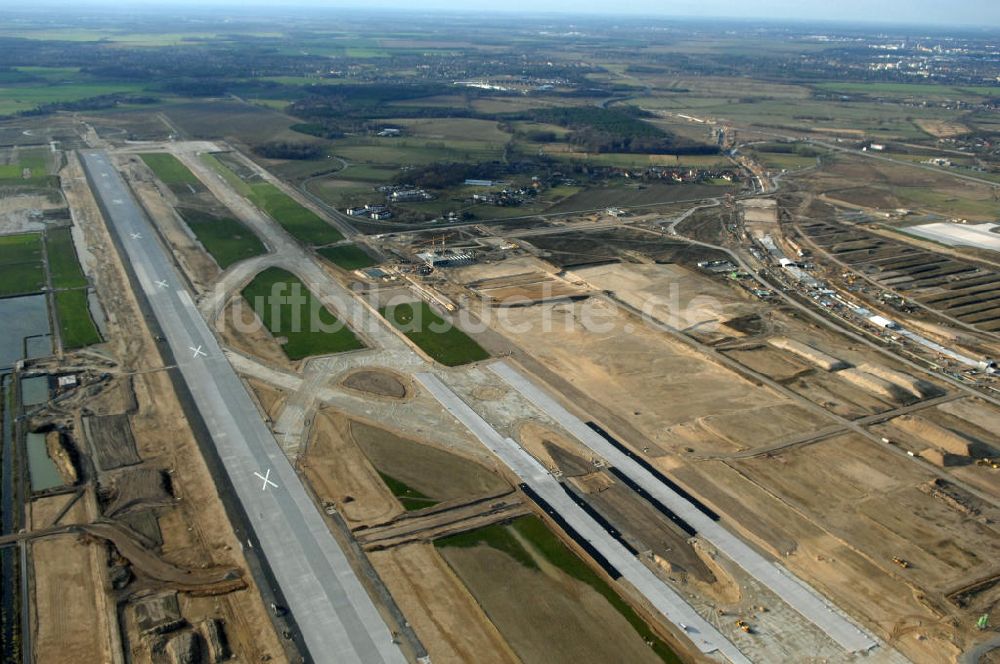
[79,150,407,664]
[490,361,879,655]
[414,372,752,664]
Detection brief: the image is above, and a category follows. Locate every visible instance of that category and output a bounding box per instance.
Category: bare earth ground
[28,496,112,664]
[370,543,521,664]
[217,297,292,369]
[484,297,819,454]
[300,408,403,524]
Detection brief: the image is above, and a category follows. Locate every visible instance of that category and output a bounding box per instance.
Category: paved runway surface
[80,151,407,664]
[415,372,751,664]
[490,360,879,655]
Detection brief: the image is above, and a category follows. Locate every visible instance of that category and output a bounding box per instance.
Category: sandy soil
[247,378,287,423]
[29,496,112,664]
[217,298,291,369]
[370,543,520,664]
[488,298,813,454]
[300,409,402,524]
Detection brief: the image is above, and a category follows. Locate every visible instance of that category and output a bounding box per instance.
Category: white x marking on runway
[189,345,207,358]
[155,280,168,289]
[254,469,278,491]
[130,232,142,240]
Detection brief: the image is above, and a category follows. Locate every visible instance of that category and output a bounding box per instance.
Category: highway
[490,361,879,655]
[79,150,407,664]
[414,371,752,664]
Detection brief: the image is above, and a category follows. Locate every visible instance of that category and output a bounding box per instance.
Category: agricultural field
[46,227,88,289]
[54,289,101,349]
[0,233,45,296]
[241,267,364,360]
[176,207,266,268]
[380,301,489,366]
[316,244,377,270]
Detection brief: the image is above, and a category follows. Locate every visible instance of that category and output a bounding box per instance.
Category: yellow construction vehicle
[892,556,911,569]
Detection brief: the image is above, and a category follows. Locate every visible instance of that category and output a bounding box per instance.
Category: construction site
[0,109,998,664]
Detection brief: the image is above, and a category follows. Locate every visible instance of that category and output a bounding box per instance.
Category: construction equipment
[735,619,753,634]
[976,458,999,469]
[892,556,911,569]
[977,614,989,630]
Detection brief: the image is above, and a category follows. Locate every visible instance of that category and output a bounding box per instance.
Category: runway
[490,360,879,655]
[415,371,751,664]
[79,150,407,664]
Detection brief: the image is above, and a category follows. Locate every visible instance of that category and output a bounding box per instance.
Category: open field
[54,289,101,349]
[0,232,45,296]
[380,301,489,366]
[45,227,88,289]
[317,243,377,270]
[139,152,201,187]
[176,207,266,268]
[436,515,681,664]
[351,419,509,503]
[378,472,440,511]
[240,267,364,359]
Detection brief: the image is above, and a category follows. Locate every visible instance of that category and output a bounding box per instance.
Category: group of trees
[521,106,719,155]
[252,141,325,160]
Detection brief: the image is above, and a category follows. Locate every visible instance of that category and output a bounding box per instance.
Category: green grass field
[436,516,681,664]
[46,227,88,289]
[0,233,45,296]
[201,153,343,246]
[139,153,201,186]
[250,183,344,245]
[317,244,377,270]
[0,82,146,116]
[55,289,101,349]
[241,267,364,360]
[380,301,488,366]
[378,472,439,511]
[177,207,266,268]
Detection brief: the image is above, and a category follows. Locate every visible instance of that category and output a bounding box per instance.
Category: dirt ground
[486,297,817,454]
[669,456,964,663]
[571,262,764,343]
[247,378,287,423]
[440,542,667,664]
[217,298,291,369]
[369,543,520,664]
[300,409,403,524]
[29,495,113,664]
[341,368,409,399]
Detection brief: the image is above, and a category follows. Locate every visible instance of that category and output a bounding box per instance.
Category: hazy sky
[31,0,1000,27]
[21,0,1000,28]
[341,0,1000,25]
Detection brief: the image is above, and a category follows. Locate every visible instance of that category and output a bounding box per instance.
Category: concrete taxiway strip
[415,372,752,664]
[79,150,406,664]
[490,360,879,655]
